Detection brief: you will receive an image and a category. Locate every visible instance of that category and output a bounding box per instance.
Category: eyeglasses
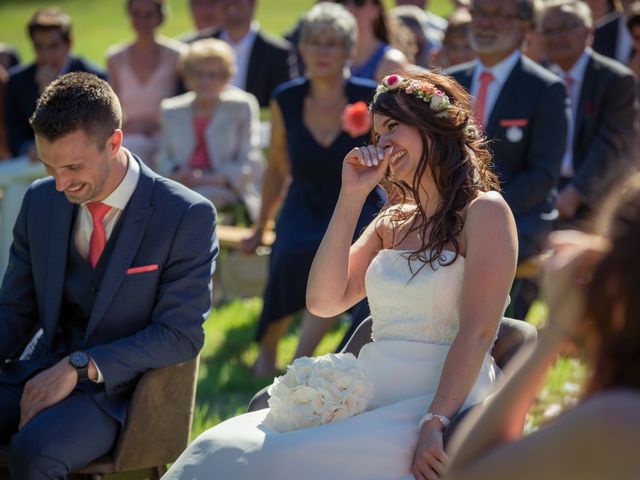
[305,40,346,52]
[539,21,585,36]
[469,7,521,23]
[190,69,228,80]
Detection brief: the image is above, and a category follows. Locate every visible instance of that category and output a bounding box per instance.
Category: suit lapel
[85,159,155,340]
[573,55,596,150]
[43,193,74,345]
[486,59,523,138]
[246,34,265,93]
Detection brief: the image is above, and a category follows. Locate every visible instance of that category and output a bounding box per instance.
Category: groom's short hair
[30,72,122,151]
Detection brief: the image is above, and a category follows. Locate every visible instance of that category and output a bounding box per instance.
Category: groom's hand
[19,357,78,429]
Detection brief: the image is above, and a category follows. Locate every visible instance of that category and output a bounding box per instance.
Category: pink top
[189,115,212,170]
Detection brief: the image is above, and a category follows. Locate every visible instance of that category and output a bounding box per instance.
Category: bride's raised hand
[341,144,389,196]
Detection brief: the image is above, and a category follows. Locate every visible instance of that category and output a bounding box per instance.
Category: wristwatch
[69,351,90,382]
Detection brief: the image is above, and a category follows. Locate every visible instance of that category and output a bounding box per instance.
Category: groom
[0,72,218,478]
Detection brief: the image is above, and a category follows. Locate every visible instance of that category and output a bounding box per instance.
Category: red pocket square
[499,118,528,127]
[127,264,159,275]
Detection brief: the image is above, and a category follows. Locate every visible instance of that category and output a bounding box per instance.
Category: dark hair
[371,0,391,43]
[370,70,499,271]
[127,0,167,25]
[28,8,72,43]
[29,72,122,151]
[585,175,640,394]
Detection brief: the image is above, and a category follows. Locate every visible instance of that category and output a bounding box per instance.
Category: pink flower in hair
[384,75,401,90]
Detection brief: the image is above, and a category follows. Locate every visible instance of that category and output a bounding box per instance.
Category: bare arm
[445,231,638,480]
[306,145,389,317]
[413,192,517,479]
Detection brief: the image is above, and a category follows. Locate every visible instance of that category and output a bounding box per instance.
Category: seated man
[0,72,218,479]
[5,7,106,159]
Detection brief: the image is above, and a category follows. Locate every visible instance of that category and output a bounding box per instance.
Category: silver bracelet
[418,412,450,431]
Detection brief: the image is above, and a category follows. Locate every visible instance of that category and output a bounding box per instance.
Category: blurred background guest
[156,39,264,222]
[429,7,475,68]
[539,0,638,226]
[395,0,449,39]
[106,0,184,166]
[180,0,224,43]
[210,0,299,108]
[390,4,433,67]
[0,43,20,71]
[625,0,640,77]
[0,64,9,160]
[241,2,384,378]
[591,0,634,63]
[6,8,106,160]
[337,0,409,81]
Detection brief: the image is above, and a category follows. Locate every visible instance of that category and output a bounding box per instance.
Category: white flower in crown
[264,352,374,433]
[376,75,452,117]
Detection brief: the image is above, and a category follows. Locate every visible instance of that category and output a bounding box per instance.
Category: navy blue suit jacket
[0,157,218,422]
[570,51,638,205]
[5,57,107,156]
[447,54,569,259]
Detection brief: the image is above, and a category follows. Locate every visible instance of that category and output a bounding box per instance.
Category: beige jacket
[156,86,264,221]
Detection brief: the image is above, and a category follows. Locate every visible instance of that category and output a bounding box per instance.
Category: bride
[164,70,517,480]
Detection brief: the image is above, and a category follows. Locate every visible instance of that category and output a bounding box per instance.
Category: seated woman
[106,0,184,165]
[446,176,640,480]
[165,70,517,480]
[156,39,264,221]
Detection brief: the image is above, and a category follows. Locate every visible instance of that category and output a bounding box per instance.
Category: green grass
[0,0,454,67]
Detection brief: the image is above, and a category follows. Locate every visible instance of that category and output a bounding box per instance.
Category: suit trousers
[0,382,119,480]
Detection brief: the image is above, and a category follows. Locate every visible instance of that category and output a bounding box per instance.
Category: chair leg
[151,465,167,480]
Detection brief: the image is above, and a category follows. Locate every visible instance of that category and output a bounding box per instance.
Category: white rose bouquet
[263,353,374,433]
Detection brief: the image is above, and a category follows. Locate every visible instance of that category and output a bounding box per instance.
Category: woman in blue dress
[337,0,408,81]
[241,3,385,378]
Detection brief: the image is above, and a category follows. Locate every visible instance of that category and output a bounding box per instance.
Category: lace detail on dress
[365,249,465,344]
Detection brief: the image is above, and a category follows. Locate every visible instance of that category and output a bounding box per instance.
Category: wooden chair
[247,317,537,447]
[0,356,199,480]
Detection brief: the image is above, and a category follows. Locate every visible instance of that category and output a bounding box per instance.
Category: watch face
[70,351,89,368]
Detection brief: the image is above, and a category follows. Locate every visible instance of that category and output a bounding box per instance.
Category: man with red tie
[446,0,569,319]
[540,0,638,224]
[0,72,218,478]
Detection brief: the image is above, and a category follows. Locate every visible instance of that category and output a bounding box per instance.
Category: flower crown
[374,74,451,118]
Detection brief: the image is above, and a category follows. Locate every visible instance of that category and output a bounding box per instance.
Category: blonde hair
[180,38,237,79]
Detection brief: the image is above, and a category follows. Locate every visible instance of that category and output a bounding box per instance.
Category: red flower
[341,101,372,138]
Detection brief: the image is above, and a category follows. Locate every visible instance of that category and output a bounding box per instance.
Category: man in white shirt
[214,0,298,107]
[540,0,638,223]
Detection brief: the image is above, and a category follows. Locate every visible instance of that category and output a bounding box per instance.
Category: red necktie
[473,71,495,128]
[87,202,112,268]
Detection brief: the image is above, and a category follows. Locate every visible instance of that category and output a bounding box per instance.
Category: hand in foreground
[19,357,78,429]
[541,230,609,346]
[412,424,449,480]
[342,144,390,196]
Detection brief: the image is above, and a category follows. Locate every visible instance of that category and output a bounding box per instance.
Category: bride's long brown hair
[369,70,499,270]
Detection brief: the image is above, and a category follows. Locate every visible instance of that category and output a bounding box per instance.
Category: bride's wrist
[418,412,450,432]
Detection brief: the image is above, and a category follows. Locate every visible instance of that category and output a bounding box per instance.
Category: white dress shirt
[470,49,521,127]
[74,150,140,382]
[221,21,259,90]
[615,15,633,64]
[551,48,591,178]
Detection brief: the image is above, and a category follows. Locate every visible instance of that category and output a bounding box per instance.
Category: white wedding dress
[164,249,501,480]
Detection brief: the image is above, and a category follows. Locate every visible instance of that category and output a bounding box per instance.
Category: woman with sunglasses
[166,64,514,479]
[338,0,410,81]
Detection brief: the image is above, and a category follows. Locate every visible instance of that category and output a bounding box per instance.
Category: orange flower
[341,101,372,138]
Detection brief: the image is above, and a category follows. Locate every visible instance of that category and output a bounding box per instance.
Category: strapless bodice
[365,249,465,344]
